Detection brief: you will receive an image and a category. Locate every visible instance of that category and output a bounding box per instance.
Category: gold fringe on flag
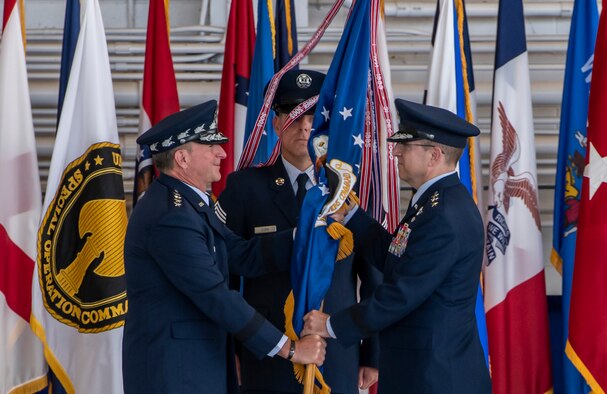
[326,222,353,261]
[283,291,331,394]
[281,191,360,393]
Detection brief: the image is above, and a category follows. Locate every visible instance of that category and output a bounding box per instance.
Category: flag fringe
[565,341,605,394]
[7,374,48,394]
[283,291,331,393]
[326,222,353,261]
[549,247,563,275]
[30,314,75,394]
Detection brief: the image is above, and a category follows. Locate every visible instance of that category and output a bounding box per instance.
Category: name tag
[254,225,277,234]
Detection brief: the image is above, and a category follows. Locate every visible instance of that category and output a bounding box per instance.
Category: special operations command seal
[38,142,128,332]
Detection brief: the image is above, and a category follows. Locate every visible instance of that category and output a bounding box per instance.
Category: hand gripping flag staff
[282,0,371,392]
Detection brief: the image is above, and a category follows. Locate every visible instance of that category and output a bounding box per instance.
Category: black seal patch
[38,142,128,332]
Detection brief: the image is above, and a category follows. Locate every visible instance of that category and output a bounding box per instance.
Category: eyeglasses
[399,143,445,154]
[404,143,436,149]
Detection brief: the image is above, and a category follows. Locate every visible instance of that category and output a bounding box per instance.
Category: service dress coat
[122,173,293,394]
[331,173,491,393]
[217,158,381,394]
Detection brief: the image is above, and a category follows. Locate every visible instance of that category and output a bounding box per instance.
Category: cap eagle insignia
[491,101,541,230]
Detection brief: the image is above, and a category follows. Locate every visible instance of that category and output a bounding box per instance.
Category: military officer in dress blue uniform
[302,99,492,393]
[216,70,381,394]
[122,100,326,394]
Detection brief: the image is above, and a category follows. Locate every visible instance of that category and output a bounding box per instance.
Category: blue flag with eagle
[283,0,370,391]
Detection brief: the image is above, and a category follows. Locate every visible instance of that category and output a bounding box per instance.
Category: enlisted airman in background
[217,70,381,394]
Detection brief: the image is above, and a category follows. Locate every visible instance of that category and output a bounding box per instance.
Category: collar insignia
[430,191,440,207]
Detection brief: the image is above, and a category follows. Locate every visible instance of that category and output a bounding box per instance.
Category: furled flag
[484,0,553,391]
[552,0,598,391]
[242,0,278,165]
[275,0,298,71]
[424,0,488,367]
[567,0,607,391]
[213,0,255,196]
[133,0,180,204]
[284,0,371,391]
[359,0,400,234]
[361,4,399,385]
[30,0,128,392]
[0,0,48,392]
[57,0,80,123]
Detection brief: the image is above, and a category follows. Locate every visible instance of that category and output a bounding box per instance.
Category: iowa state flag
[30,0,127,391]
[484,0,552,391]
[552,0,598,391]
[133,0,179,203]
[567,0,607,391]
[213,0,255,196]
[0,0,48,392]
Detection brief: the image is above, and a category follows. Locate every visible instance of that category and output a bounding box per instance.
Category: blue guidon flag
[284,0,370,391]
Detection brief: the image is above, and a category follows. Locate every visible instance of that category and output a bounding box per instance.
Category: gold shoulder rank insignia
[173,190,182,207]
[430,191,440,207]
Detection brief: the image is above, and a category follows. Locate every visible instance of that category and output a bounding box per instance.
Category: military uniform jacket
[217,158,381,394]
[123,173,293,394]
[331,173,491,394]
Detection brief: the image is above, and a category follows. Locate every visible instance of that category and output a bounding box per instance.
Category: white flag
[31,0,127,392]
[0,1,48,392]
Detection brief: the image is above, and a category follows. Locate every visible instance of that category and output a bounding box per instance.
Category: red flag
[567,0,607,391]
[212,0,255,196]
[134,0,179,203]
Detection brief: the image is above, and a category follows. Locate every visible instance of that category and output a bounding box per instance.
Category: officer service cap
[270,69,326,114]
[388,99,480,148]
[137,100,228,154]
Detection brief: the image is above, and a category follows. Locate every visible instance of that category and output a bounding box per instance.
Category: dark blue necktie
[295,173,308,207]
